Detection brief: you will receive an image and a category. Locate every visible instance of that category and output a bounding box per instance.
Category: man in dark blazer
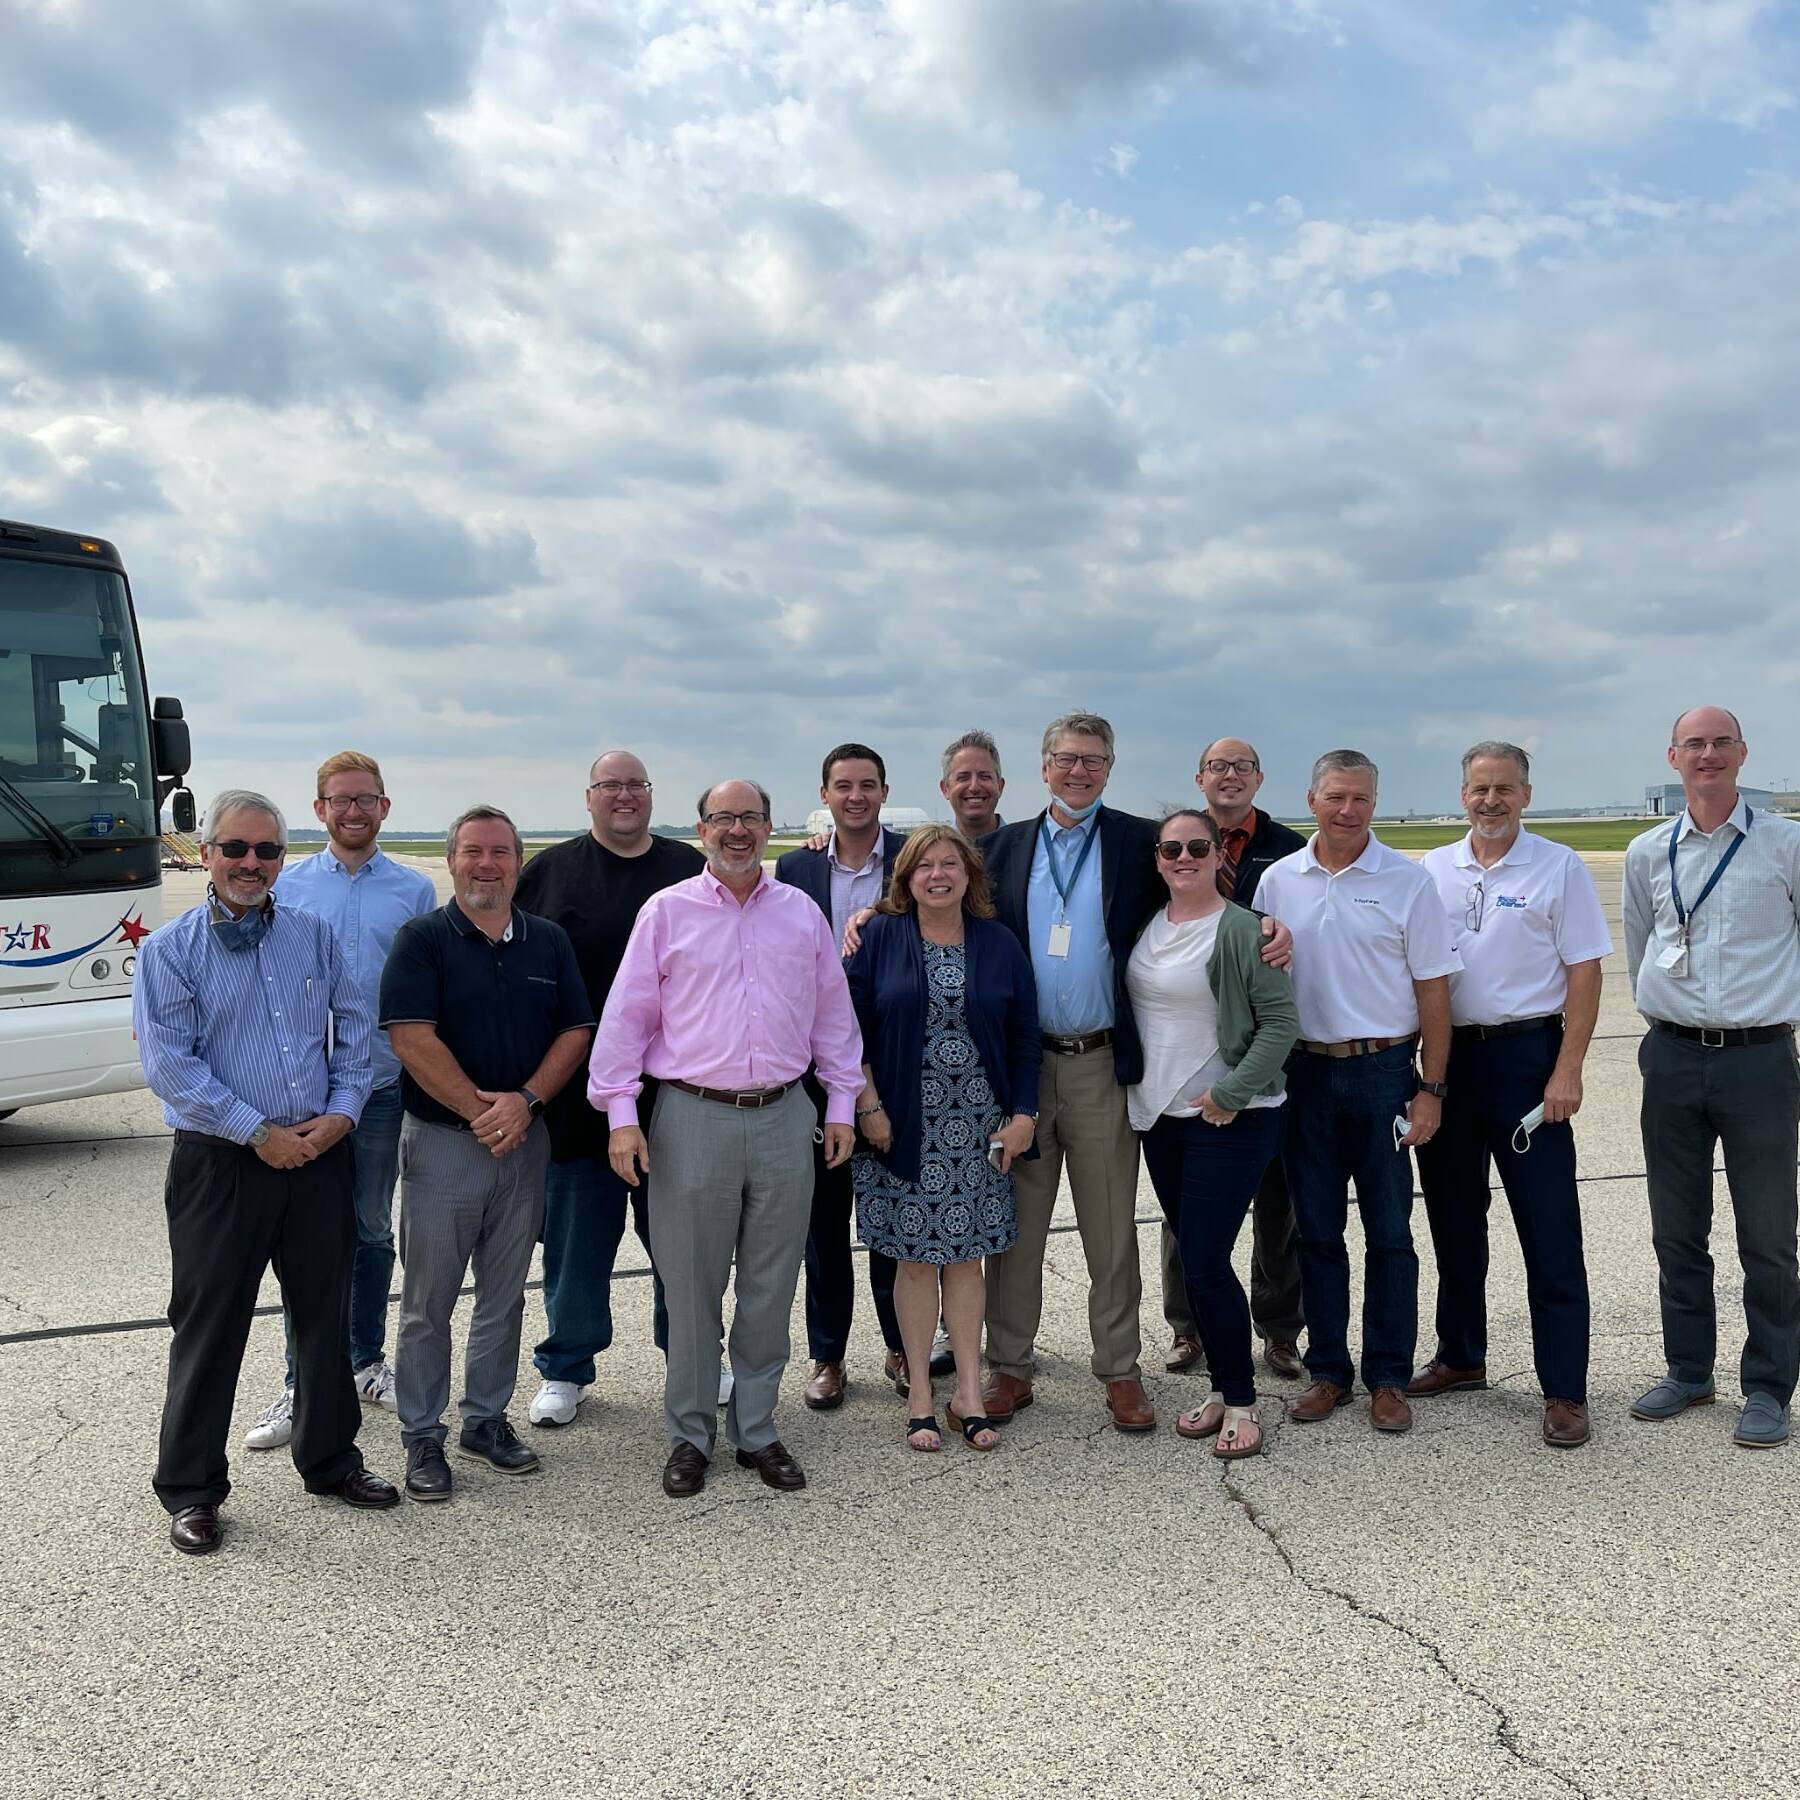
[1159,738,1310,1383]
[775,742,907,1409]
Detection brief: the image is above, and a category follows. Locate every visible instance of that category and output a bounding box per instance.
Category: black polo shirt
[378,900,594,1128]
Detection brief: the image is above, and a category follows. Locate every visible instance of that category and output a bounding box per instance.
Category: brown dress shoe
[1105,1377,1156,1432]
[662,1442,709,1498]
[1543,1399,1591,1448]
[803,1360,846,1411]
[982,1371,1034,1422]
[1370,1386,1413,1433]
[1262,1339,1305,1381]
[1289,1379,1352,1423]
[735,1439,807,1491]
[169,1504,222,1555]
[1165,1334,1204,1373]
[1406,1358,1488,1397]
[884,1348,910,1397]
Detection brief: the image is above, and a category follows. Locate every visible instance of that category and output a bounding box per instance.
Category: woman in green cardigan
[1125,808,1300,1458]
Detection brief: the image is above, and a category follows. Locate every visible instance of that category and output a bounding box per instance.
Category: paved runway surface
[4,851,1798,1798]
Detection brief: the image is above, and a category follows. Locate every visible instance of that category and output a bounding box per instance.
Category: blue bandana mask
[209,888,274,952]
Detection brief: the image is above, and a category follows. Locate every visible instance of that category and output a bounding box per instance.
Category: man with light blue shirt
[134,788,399,1555]
[244,751,437,1451]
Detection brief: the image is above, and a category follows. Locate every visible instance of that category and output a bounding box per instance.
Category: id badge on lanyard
[1041,818,1098,960]
[1664,807,1752,980]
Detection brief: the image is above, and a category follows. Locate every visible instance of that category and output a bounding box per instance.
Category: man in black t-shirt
[514,750,705,1428]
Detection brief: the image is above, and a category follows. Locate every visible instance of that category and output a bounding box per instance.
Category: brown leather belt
[1297,1034,1417,1059]
[1453,1015,1561,1044]
[1042,1028,1114,1055]
[669,1078,798,1109]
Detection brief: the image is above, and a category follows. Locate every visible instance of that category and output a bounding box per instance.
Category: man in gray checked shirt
[1624,704,1800,1450]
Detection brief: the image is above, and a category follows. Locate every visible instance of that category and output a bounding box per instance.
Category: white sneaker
[717,1363,734,1408]
[528,1378,588,1427]
[354,1360,398,1411]
[245,1387,294,1450]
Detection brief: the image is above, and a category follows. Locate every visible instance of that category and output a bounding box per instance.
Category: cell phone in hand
[987,1139,1006,1170]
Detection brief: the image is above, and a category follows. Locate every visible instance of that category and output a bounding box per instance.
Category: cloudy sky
[5,0,1799,827]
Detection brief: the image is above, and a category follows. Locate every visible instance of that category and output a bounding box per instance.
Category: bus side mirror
[152,696,191,780]
[172,789,197,834]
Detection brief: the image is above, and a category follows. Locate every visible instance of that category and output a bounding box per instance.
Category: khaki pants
[985,1042,1143,1382]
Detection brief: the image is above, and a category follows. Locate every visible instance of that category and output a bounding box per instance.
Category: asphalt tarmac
[4,851,1797,1798]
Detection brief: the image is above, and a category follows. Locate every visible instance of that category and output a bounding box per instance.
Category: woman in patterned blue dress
[845,827,1041,1451]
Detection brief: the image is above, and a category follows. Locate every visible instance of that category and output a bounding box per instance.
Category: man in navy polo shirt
[380,806,594,1504]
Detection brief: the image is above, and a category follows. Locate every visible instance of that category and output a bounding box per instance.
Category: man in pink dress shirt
[591,779,864,1498]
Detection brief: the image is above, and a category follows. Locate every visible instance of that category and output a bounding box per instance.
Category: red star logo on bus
[116,914,152,948]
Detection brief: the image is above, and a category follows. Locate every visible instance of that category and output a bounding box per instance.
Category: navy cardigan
[844,911,1042,1186]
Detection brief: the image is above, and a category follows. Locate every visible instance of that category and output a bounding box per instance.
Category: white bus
[0,520,194,1120]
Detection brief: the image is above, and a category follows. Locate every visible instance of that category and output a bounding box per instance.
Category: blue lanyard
[1669,806,1751,939]
[1040,816,1100,914]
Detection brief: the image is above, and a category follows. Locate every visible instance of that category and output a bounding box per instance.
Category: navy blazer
[978,805,1162,1087]
[844,911,1042,1186]
[775,827,908,926]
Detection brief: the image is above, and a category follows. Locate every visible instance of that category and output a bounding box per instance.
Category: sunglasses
[211,840,286,861]
[1156,839,1216,862]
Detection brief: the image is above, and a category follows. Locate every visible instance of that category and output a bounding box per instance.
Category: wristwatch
[247,1121,271,1146]
[1416,1079,1449,1099]
[519,1087,544,1118]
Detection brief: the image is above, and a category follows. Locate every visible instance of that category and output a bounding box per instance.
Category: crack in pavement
[1214,1457,1596,1800]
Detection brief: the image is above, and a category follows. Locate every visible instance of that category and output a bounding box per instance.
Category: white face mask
[1512,1102,1547,1155]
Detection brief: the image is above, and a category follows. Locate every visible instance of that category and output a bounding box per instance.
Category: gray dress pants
[649,1082,815,1458]
[1639,1027,1800,1404]
[395,1115,551,1446]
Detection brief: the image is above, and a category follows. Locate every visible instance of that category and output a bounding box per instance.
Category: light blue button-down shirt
[133,898,374,1142]
[1027,812,1113,1034]
[279,846,438,1088]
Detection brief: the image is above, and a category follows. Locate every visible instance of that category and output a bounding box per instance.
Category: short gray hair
[941,729,1003,781]
[447,804,523,859]
[1040,711,1116,764]
[1309,749,1379,792]
[697,779,773,820]
[1461,740,1531,783]
[204,789,286,845]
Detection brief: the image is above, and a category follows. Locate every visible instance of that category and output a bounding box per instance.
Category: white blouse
[1124,907,1284,1132]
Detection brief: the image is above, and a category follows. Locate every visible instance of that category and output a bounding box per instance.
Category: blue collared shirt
[133,897,375,1142]
[1026,811,1113,1034]
[279,846,438,1087]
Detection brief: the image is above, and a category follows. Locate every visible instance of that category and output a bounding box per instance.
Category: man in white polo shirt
[1410,742,1612,1449]
[1256,749,1459,1434]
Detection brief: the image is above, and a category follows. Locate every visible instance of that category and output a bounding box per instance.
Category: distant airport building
[802,804,934,837]
[1644,783,1778,816]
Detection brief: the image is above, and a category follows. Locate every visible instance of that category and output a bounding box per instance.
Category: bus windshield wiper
[0,772,81,867]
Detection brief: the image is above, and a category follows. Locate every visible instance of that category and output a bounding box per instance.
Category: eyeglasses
[1157,839,1216,862]
[701,811,769,829]
[1673,736,1742,755]
[322,793,384,813]
[1465,879,1485,934]
[1202,758,1258,776]
[1048,752,1109,772]
[589,779,652,796]
[210,840,286,861]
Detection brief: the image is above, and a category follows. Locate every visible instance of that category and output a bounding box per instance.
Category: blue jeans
[1141,1106,1285,1406]
[283,1081,403,1382]
[1281,1044,1419,1392]
[533,1154,668,1385]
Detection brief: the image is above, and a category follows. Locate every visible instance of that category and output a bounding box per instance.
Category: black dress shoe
[307,1466,401,1510]
[404,1439,454,1503]
[663,1441,709,1498]
[169,1504,222,1556]
[735,1439,807,1491]
[456,1417,541,1475]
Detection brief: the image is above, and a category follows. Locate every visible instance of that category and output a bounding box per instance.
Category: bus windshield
[0,558,158,846]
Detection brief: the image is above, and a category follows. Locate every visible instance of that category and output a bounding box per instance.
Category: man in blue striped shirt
[241,751,438,1448]
[134,788,400,1555]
